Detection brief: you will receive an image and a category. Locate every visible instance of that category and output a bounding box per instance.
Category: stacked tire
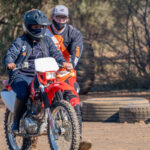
[82,97,149,122]
[119,103,150,123]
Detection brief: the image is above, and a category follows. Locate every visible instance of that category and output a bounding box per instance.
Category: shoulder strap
[46,27,61,50]
[46,26,70,62]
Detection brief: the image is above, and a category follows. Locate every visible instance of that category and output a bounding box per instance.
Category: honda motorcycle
[1,57,80,150]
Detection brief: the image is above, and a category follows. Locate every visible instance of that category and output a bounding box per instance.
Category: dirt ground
[1,91,150,150]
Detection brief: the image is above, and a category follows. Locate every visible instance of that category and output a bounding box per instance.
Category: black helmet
[23,9,50,39]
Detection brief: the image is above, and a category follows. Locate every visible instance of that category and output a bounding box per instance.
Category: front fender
[45,82,76,104]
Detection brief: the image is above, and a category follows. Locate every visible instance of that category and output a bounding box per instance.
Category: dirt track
[1,91,150,150]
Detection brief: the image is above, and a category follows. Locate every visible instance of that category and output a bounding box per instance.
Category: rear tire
[4,109,32,150]
[47,100,80,150]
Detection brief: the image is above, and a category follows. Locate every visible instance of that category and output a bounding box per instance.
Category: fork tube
[46,107,59,150]
[40,85,58,136]
[46,107,57,134]
[40,85,50,109]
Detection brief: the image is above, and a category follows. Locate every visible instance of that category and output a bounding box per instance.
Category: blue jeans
[11,74,33,102]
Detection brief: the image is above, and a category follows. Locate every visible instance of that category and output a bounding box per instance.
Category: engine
[20,98,46,135]
[24,117,38,134]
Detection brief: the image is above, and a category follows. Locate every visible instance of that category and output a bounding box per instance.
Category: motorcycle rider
[4,9,73,150]
[46,5,92,150]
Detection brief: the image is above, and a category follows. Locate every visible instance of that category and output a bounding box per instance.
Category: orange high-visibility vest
[47,26,70,62]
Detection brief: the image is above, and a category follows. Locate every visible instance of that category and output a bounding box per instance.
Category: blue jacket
[4,34,65,79]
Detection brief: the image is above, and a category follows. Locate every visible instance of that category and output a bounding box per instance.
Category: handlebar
[13,62,29,71]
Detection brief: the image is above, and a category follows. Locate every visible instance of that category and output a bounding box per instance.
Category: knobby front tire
[47,100,80,150]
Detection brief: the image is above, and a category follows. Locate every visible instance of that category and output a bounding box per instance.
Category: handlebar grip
[16,62,29,69]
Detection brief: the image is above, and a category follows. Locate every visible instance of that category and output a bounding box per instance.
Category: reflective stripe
[74,57,79,67]
[45,28,60,49]
[46,27,70,62]
[51,36,59,45]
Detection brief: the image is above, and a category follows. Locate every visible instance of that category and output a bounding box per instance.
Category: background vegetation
[1,0,150,91]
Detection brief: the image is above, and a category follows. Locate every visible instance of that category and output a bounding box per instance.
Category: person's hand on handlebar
[62,62,73,71]
[7,63,16,70]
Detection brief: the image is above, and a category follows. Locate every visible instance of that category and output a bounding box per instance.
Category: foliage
[1,0,150,91]
[0,0,45,73]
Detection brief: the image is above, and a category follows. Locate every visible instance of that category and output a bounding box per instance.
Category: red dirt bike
[1,57,80,150]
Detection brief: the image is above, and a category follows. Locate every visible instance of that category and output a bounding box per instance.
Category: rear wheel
[47,100,80,150]
[4,109,33,150]
[4,109,23,150]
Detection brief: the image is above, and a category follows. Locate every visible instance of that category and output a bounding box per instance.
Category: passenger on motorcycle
[4,9,72,143]
[46,5,92,150]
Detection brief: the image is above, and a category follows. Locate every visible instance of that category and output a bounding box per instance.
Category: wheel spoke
[57,110,62,120]
[49,106,72,150]
[48,101,80,150]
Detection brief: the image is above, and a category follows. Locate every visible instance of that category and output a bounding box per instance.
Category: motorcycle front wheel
[47,100,80,150]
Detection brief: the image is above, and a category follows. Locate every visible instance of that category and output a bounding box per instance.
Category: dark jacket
[46,24,83,68]
[4,34,65,79]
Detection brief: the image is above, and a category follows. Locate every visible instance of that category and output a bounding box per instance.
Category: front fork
[46,107,58,139]
[40,85,59,149]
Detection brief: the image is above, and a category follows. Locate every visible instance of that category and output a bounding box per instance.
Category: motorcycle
[1,57,80,150]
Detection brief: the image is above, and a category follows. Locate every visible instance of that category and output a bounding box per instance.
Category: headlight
[46,72,56,80]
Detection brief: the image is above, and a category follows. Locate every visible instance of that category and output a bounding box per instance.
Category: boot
[79,140,92,150]
[12,98,25,134]
[30,137,38,150]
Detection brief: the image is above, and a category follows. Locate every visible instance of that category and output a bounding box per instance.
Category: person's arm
[69,28,83,68]
[4,37,22,69]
